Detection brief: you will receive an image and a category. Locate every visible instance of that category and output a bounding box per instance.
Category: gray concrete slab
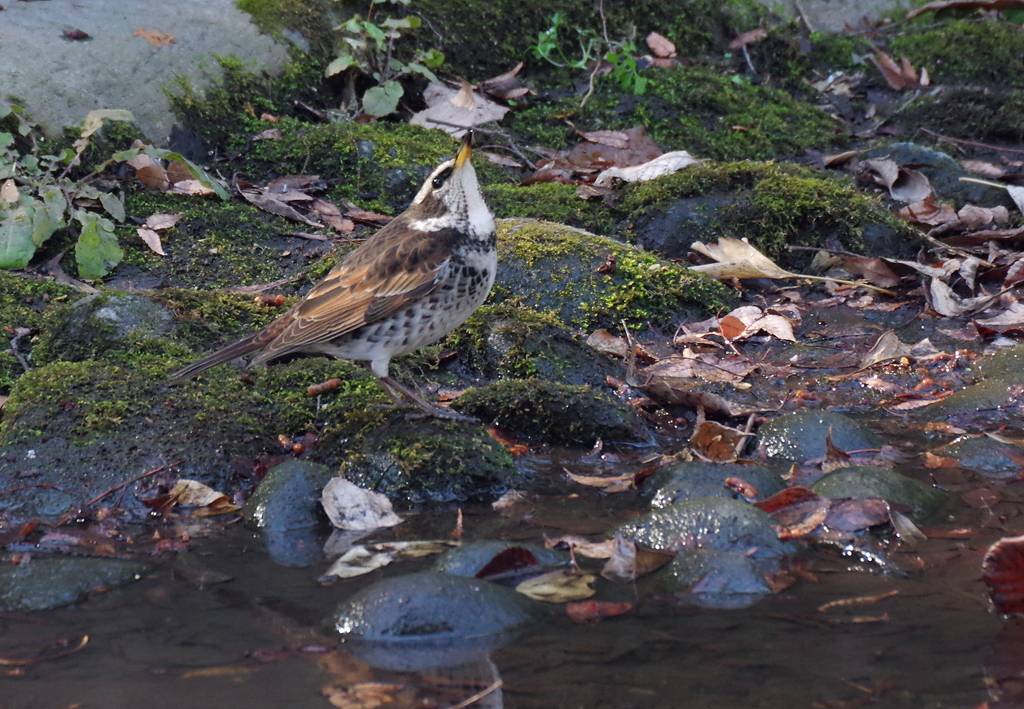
[0,0,289,144]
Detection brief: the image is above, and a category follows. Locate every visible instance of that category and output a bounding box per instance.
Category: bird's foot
[378,376,477,422]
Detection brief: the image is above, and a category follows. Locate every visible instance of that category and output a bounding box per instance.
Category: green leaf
[111,147,141,162]
[382,17,415,29]
[142,148,230,200]
[31,199,62,248]
[0,206,37,269]
[633,76,648,95]
[100,192,125,222]
[74,210,123,280]
[325,53,355,77]
[406,62,438,82]
[0,102,10,120]
[362,81,403,117]
[364,22,386,42]
[0,132,13,151]
[421,49,445,68]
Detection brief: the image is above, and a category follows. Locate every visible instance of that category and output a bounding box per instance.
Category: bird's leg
[378,376,475,421]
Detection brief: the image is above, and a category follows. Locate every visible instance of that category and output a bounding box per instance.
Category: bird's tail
[165,334,264,386]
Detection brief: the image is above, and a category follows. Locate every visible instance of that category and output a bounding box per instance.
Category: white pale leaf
[321,477,403,530]
[594,151,702,186]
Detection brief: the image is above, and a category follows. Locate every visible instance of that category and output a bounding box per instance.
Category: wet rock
[864,142,1006,208]
[448,303,622,387]
[332,571,542,640]
[651,549,774,608]
[0,557,150,612]
[494,219,728,330]
[453,378,650,446]
[914,379,1024,424]
[930,437,1024,480]
[433,540,569,577]
[757,410,884,461]
[631,195,738,259]
[338,415,518,503]
[33,294,174,363]
[644,462,785,507]
[975,344,1024,382]
[243,460,335,531]
[619,497,796,559]
[810,465,950,521]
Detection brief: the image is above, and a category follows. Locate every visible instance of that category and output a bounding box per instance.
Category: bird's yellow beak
[455,131,473,169]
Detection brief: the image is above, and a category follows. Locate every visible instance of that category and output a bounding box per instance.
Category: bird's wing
[248,226,459,365]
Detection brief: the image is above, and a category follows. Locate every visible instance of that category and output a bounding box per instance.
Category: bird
[166,131,496,419]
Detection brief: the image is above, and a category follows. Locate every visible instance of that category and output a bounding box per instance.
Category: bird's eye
[431,167,453,189]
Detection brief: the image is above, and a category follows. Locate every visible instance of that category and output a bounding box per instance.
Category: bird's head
[405,131,495,239]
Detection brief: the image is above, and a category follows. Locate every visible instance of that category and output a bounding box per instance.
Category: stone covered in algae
[452,378,650,445]
[493,218,728,330]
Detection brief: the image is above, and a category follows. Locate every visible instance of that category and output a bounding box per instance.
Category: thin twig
[448,680,503,709]
[9,328,31,373]
[793,0,815,33]
[920,128,1024,156]
[82,461,181,509]
[741,41,758,76]
[423,120,540,170]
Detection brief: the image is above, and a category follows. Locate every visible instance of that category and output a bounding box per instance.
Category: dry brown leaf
[144,213,182,230]
[169,179,214,196]
[646,31,677,58]
[565,469,634,493]
[907,0,1024,18]
[600,532,674,583]
[545,534,617,559]
[640,352,756,384]
[135,163,170,191]
[860,159,932,202]
[718,305,797,342]
[137,227,166,256]
[0,179,18,205]
[689,420,751,461]
[962,160,1007,178]
[690,237,796,280]
[409,80,508,136]
[479,62,533,100]
[254,128,283,141]
[898,194,958,226]
[586,329,630,358]
[594,150,702,186]
[132,28,175,47]
[869,51,928,90]
[859,330,913,368]
[516,569,596,603]
[729,28,767,50]
[838,256,901,289]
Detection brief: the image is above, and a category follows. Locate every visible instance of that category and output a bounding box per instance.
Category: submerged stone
[810,465,950,521]
[433,540,569,577]
[757,410,884,462]
[0,557,150,612]
[652,548,774,608]
[333,571,541,640]
[645,461,785,508]
[453,378,650,445]
[930,437,1024,481]
[243,460,335,531]
[619,497,795,559]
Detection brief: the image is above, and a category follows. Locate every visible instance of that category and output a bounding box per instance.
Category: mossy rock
[0,272,80,394]
[337,415,518,503]
[409,0,767,77]
[902,87,1024,146]
[494,218,729,330]
[621,161,908,264]
[444,302,622,387]
[891,20,1024,89]
[452,378,649,445]
[810,465,951,522]
[0,355,388,519]
[509,65,842,161]
[484,183,618,236]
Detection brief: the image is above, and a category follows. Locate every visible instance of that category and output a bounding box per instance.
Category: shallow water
[0,462,1012,709]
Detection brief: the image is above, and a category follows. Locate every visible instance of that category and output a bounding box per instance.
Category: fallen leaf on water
[565,469,635,493]
[719,305,797,342]
[517,569,597,603]
[167,479,237,514]
[601,532,674,583]
[689,420,751,462]
[983,534,1024,613]
[818,589,899,613]
[475,547,541,582]
[859,330,913,369]
[319,541,456,581]
[566,600,636,624]
[0,636,89,666]
[321,477,403,530]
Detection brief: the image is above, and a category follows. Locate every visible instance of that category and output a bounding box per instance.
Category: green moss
[621,161,904,261]
[452,378,646,444]
[340,416,518,502]
[892,20,1024,88]
[495,219,730,329]
[236,0,336,55]
[0,272,80,394]
[902,88,1024,144]
[751,26,864,87]
[484,183,617,235]
[509,66,842,160]
[413,0,767,77]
